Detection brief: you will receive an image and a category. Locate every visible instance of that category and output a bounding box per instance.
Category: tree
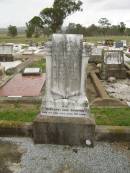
[25,23,34,38]
[98,18,111,35]
[66,23,76,33]
[126,28,130,36]
[119,22,126,35]
[29,16,44,37]
[8,25,17,37]
[40,0,83,33]
[86,24,100,36]
[66,23,87,35]
[26,16,44,38]
[98,18,111,28]
[42,27,52,36]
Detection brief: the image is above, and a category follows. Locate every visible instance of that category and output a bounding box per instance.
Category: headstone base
[100,65,126,80]
[33,114,95,147]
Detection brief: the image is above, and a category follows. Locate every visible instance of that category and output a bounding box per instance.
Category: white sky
[0,0,130,28]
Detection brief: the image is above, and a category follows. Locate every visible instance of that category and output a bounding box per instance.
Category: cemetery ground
[0,36,130,172]
[0,60,130,126]
[0,137,130,173]
[0,33,48,44]
[1,33,130,44]
[0,103,129,127]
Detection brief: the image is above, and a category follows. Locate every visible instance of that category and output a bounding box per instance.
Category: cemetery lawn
[1,34,130,44]
[0,34,48,44]
[0,103,40,126]
[0,104,130,127]
[86,36,130,44]
[92,108,130,126]
[29,59,46,72]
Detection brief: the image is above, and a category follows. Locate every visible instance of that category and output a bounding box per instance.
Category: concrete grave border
[89,71,128,107]
[0,123,130,142]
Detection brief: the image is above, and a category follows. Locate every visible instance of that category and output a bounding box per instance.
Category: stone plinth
[33,114,95,147]
[100,65,126,80]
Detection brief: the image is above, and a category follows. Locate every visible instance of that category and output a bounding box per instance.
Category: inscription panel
[51,35,82,98]
[104,51,123,65]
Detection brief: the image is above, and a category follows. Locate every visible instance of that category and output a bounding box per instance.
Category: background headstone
[100,50,126,80]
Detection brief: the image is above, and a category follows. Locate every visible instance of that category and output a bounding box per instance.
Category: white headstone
[41,34,90,117]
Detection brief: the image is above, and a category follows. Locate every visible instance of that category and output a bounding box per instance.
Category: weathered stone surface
[100,50,127,80]
[33,115,95,147]
[33,34,95,146]
[41,34,90,117]
[108,77,117,83]
[0,45,14,62]
[89,46,103,63]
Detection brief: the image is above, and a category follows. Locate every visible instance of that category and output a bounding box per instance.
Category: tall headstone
[41,34,89,117]
[33,34,95,146]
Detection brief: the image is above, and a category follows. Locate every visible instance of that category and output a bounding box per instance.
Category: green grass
[1,34,130,44]
[0,104,130,127]
[0,34,48,44]
[29,59,46,72]
[85,36,130,44]
[0,103,40,123]
[92,108,130,126]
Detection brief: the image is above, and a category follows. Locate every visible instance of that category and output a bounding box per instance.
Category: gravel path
[0,137,130,173]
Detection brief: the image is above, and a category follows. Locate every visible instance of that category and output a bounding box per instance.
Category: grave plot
[88,49,130,107]
[102,79,130,104]
[0,74,45,97]
[99,50,129,105]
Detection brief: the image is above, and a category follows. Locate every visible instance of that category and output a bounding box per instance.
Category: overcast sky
[0,0,130,28]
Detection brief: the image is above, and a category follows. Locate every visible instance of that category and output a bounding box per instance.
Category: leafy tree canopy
[26,16,44,38]
[40,0,83,32]
[119,22,126,34]
[8,25,17,37]
[25,22,34,38]
[29,16,44,29]
[98,18,111,28]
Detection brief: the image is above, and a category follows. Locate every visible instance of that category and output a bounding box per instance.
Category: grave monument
[89,46,102,63]
[100,49,126,80]
[33,34,95,146]
[0,45,14,62]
